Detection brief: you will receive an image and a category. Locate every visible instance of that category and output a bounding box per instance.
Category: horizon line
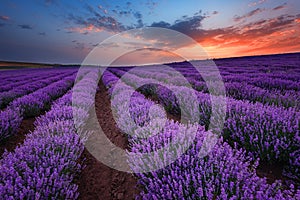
[0,51,299,67]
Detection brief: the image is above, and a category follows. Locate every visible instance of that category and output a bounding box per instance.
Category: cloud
[134,11,144,28]
[64,3,299,60]
[248,0,267,7]
[272,3,287,11]
[209,14,298,42]
[127,12,299,59]
[126,2,132,7]
[150,11,206,33]
[114,12,207,51]
[145,0,158,11]
[116,10,132,17]
[73,41,92,52]
[150,21,171,28]
[98,6,108,14]
[45,0,58,6]
[181,14,300,58]
[65,24,103,34]
[233,8,265,22]
[0,15,9,21]
[18,24,33,29]
[38,32,46,36]
[67,6,128,33]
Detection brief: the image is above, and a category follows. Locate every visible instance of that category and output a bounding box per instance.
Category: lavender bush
[0,108,22,141]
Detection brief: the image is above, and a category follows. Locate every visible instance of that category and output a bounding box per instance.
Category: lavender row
[0,68,54,82]
[0,73,76,141]
[120,67,299,109]
[0,69,99,199]
[0,70,77,109]
[175,63,300,82]
[101,69,298,199]
[0,68,76,93]
[222,75,300,92]
[169,63,300,94]
[192,80,299,109]
[0,69,59,92]
[109,68,299,175]
[169,67,300,95]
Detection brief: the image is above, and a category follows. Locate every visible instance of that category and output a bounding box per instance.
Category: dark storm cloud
[233,8,265,22]
[18,24,33,29]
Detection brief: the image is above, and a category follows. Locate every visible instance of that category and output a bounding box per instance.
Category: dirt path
[0,117,35,156]
[77,81,139,200]
[256,162,287,185]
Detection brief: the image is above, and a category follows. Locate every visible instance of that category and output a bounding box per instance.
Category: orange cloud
[248,0,267,7]
[185,14,300,59]
[0,15,9,21]
[66,24,103,33]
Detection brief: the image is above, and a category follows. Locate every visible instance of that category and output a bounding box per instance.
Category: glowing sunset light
[0,0,299,64]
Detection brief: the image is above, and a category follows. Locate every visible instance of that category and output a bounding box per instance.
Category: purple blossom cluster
[0,123,83,199]
[0,108,22,141]
[284,130,300,184]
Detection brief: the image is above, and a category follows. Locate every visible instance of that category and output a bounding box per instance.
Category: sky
[0,0,299,65]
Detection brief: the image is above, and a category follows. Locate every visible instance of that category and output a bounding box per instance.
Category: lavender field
[0,53,299,199]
